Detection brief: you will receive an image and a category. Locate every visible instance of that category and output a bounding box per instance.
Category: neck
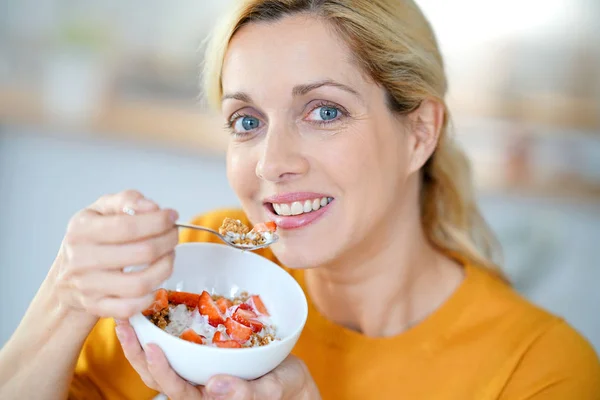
[304,187,464,338]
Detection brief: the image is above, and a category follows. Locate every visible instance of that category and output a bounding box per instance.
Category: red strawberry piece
[216,298,233,314]
[235,307,257,319]
[237,303,253,311]
[167,291,200,308]
[214,340,242,348]
[224,317,252,343]
[250,295,270,316]
[250,221,277,233]
[212,331,242,348]
[213,331,225,342]
[142,288,168,316]
[233,308,264,333]
[198,291,225,327]
[179,329,205,345]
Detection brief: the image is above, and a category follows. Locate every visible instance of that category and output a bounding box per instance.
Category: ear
[406,99,445,175]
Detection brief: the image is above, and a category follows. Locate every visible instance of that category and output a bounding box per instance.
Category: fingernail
[145,346,156,364]
[169,210,179,223]
[207,378,233,396]
[137,198,157,211]
[115,326,124,341]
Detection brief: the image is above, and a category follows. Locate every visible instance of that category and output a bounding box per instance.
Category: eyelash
[225,112,254,139]
[305,100,349,127]
[225,100,348,139]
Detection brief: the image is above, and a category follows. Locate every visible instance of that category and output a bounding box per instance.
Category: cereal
[143,289,279,348]
[149,308,169,330]
[219,218,277,247]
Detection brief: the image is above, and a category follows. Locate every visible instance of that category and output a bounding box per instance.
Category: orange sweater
[69,209,600,399]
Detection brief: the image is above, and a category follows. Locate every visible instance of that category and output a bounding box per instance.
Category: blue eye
[307,105,343,123]
[231,115,261,134]
[319,106,338,121]
[240,116,259,131]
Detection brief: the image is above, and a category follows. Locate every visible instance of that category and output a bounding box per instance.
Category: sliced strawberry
[142,288,168,316]
[250,295,270,316]
[224,317,252,343]
[233,308,264,333]
[198,291,225,327]
[212,331,242,348]
[250,221,277,233]
[214,340,242,348]
[216,297,233,314]
[213,331,225,342]
[235,307,257,319]
[237,303,253,311]
[179,329,205,345]
[168,291,200,308]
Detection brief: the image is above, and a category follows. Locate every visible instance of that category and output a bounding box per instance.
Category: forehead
[221,14,364,95]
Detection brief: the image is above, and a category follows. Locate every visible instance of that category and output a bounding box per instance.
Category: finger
[206,375,257,400]
[66,227,179,271]
[145,344,203,400]
[72,251,174,298]
[85,294,155,319]
[115,320,159,390]
[75,251,175,298]
[66,208,178,245]
[89,190,157,215]
[205,356,308,400]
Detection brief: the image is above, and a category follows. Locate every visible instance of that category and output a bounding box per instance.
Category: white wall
[0,127,239,344]
[1,127,599,353]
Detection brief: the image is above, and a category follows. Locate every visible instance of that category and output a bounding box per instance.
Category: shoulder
[468,266,600,397]
[178,207,279,263]
[500,318,600,398]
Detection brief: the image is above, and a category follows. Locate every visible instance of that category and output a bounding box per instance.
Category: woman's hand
[116,319,321,399]
[52,190,179,321]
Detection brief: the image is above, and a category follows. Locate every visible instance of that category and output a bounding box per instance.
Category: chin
[269,238,342,270]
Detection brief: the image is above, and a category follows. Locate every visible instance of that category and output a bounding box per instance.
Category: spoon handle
[175,222,219,235]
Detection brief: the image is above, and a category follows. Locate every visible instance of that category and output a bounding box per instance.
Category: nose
[255,122,308,183]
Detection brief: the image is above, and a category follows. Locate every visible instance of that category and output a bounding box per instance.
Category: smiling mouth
[267,196,333,216]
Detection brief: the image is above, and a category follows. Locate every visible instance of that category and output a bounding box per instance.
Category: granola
[143,288,278,348]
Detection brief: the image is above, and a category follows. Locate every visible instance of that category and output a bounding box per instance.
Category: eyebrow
[221,79,362,103]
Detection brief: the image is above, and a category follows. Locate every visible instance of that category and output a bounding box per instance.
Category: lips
[263,192,334,230]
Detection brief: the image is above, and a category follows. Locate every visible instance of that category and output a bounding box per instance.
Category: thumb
[205,356,308,399]
[205,374,283,400]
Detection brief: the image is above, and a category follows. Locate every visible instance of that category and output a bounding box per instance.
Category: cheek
[327,123,411,213]
[226,149,257,199]
[324,127,398,189]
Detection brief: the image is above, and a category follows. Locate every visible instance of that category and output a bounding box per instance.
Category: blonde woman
[1,0,599,399]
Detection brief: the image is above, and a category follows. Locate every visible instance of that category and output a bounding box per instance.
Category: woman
[1,0,599,399]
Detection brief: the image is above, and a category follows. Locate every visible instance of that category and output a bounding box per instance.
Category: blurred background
[0,0,598,351]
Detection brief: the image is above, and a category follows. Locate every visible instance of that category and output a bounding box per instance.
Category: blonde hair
[203,0,504,277]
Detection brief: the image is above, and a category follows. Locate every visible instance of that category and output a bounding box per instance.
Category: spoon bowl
[175,222,279,251]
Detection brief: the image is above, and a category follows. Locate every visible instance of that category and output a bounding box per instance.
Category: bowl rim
[130,242,309,353]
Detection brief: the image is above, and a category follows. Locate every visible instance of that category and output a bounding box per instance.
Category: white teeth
[272,197,332,216]
[312,198,321,211]
[279,203,291,216]
[303,200,312,213]
[291,202,304,215]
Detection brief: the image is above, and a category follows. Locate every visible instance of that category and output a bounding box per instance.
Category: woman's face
[221,15,417,269]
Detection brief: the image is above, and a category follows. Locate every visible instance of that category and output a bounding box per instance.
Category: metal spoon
[175,222,278,251]
[122,207,278,251]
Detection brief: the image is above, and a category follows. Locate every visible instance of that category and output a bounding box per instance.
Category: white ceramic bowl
[129,242,308,385]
